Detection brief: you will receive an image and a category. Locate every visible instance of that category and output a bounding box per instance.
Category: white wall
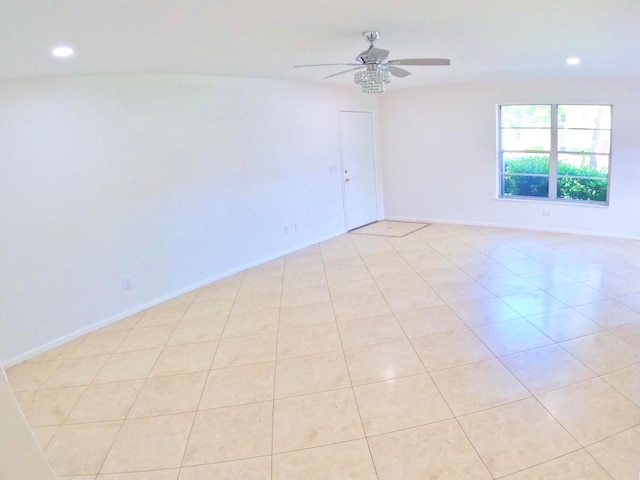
[0,75,379,364]
[0,367,56,479]
[380,80,640,238]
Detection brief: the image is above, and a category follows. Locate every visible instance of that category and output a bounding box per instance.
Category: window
[499,104,611,203]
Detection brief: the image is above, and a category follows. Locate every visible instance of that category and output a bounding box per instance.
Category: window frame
[497,104,612,205]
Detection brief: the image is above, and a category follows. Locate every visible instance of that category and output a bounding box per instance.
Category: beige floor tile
[222,307,279,338]
[275,351,350,398]
[545,283,609,307]
[277,323,342,359]
[329,279,379,300]
[99,313,143,333]
[135,304,188,329]
[183,402,272,465]
[395,306,466,338]
[375,272,428,293]
[325,265,372,284]
[368,419,492,480]
[44,421,121,476]
[273,439,377,480]
[521,269,578,289]
[418,266,472,286]
[449,297,521,327]
[587,426,640,480]
[472,318,554,356]
[237,278,283,297]
[617,292,640,312]
[66,380,143,423]
[116,324,176,353]
[537,377,640,445]
[43,356,109,388]
[458,398,580,478]
[500,450,612,480]
[500,258,548,275]
[333,294,393,321]
[149,341,217,376]
[560,332,640,374]
[179,457,270,480]
[613,322,640,350]
[26,338,85,363]
[411,329,494,371]
[337,314,406,349]
[195,280,241,302]
[280,285,331,307]
[21,386,86,426]
[281,271,327,290]
[59,475,97,480]
[279,302,335,328]
[167,317,226,345]
[12,389,35,410]
[344,340,426,385]
[500,344,595,394]
[129,371,207,417]
[354,374,452,435]
[212,332,277,368]
[231,292,281,315]
[431,281,494,304]
[526,308,603,342]
[199,362,274,409]
[585,274,640,297]
[479,275,538,297]
[575,299,640,329]
[181,298,233,321]
[31,425,59,450]
[93,349,161,383]
[101,413,194,473]
[382,288,445,313]
[603,363,640,406]
[97,470,179,480]
[69,330,129,358]
[431,359,530,416]
[6,359,61,391]
[273,388,363,453]
[499,290,568,317]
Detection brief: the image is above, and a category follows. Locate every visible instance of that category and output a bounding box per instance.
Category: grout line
[320,235,381,480]
[173,271,246,474]
[270,255,286,479]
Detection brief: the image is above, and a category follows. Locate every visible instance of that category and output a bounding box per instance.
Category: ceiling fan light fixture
[354,67,391,93]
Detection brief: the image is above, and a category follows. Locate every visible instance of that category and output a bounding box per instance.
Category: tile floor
[6,223,640,479]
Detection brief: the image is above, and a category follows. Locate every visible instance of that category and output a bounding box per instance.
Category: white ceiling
[2,0,640,90]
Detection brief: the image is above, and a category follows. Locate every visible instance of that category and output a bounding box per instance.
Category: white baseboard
[384,216,640,241]
[2,230,346,368]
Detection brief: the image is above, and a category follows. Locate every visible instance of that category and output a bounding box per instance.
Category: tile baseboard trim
[384,216,640,241]
[2,230,346,368]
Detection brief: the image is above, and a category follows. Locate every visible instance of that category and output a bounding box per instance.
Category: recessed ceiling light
[52,46,74,58]
[566,57,581,65]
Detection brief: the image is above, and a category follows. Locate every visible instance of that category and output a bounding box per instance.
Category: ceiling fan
[295,31,450,93]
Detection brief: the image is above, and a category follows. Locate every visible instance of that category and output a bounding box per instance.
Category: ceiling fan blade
[388,58,451,66]
[295,63,362,68]
[368,47,390,61]
[387,66,412,78]
[323,66,365,79]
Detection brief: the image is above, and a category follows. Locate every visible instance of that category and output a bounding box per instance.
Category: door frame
[337,109,384,231]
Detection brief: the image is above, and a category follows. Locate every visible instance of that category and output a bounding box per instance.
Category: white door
[339,111,378,230]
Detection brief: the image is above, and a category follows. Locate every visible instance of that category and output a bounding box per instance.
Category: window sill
[496,196,609,208]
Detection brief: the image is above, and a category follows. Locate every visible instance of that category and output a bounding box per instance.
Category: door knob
[345,178,351,182]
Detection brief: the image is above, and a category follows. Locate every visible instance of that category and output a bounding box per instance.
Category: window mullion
[549,104,558,199]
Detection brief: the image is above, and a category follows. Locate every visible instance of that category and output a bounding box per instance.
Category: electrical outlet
[543,210,551,217]
[284,225,289,235]
[122,277,133,290]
